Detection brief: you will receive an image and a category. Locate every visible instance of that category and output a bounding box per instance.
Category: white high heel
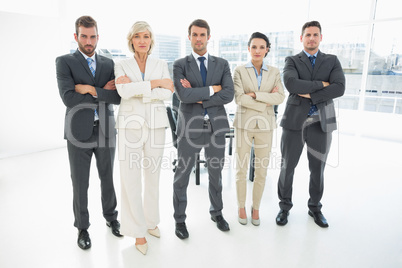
[238,208,248,225]
[251,207,260,226]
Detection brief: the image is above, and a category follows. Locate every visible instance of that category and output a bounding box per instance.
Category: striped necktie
[86,58,95,77]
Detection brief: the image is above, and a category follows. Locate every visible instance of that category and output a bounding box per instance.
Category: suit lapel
[246,67,259,92]
[94,54,103,84]
[188,55,203,86]
[312,51,324,77]
[206,55,215,86]
[299,51,314,74]
[144,57,156,81]
[74,50,95,82]
[260,65,271,91]
[126,57,143,82]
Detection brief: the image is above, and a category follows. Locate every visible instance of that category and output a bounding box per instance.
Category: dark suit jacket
[173,54,234,139]
[56,50,121,142]
[281,50,345,132]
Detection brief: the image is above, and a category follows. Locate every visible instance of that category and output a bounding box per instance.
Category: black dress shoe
[308,210,329,228]
[77,229,91,250]
[276,209,289,226]
[175,222,189,239]
[107,220,123,237]
[211,215,230,231]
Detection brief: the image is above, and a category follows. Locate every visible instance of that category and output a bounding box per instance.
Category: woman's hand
[160,78,174,92]
[151,78,174,92]
[246,92,256,99]
[116,75,131,84]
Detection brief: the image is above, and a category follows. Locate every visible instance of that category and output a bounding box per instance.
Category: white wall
[0,11,66,158]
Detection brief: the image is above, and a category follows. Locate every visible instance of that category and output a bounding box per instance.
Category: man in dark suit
[172,19,234,239]
[276,21,345,228]
[56,16,122,250]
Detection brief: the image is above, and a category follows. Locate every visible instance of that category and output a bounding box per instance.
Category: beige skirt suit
[233,63,285,210]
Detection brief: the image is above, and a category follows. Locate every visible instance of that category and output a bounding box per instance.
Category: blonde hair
[127,21,155,55]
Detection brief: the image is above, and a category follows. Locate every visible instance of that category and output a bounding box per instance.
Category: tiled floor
[1,129,401,268]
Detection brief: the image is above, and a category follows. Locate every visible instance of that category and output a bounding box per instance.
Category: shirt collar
[78,49,96,63]
[245,61,268,71]
[192,51,209,62]
[303,50,319,58]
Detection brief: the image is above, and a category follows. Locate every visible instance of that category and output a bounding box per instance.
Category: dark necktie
[308,55,318,116]
[309,55,316,69]
[198,56,208,116]
[198,56,207,86]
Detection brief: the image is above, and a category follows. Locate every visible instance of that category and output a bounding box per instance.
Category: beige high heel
[135,242,148,255]
[147,226,160,238]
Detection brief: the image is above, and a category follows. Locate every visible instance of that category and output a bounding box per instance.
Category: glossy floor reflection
[1,129,401,268]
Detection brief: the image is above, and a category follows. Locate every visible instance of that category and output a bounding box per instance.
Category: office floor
[1,129,401,268]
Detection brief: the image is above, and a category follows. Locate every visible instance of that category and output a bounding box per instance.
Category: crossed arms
[283,55,345,104]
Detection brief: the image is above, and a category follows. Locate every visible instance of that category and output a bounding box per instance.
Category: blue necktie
[308,55,318,116]
[87,58,96,77]
[309,55,316,69]
[198,57,208,116]
[86,58,98,120]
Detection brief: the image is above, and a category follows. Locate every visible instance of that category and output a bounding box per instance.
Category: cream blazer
[115,57,172,129]
[233,64,285,131]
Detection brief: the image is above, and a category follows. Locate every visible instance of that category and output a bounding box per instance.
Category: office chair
[166,105,178,172]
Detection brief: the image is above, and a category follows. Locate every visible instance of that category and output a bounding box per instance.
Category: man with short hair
[56,15,122,249]
[276,21,345,228]
[172,19,234,239]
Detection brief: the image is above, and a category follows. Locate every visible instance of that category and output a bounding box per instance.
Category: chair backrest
[166,105,178,148]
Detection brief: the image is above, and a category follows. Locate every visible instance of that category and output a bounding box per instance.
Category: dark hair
[75,16,98,36]
[188,19,210,36]
[248,32,271,57]
[301,21,321,35]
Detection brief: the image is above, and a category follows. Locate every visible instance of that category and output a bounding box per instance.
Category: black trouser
[278,118,332,212]
[67,124,118,230]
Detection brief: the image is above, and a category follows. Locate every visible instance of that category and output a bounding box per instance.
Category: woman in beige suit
[115,21,173,255]
[233,32,285,226]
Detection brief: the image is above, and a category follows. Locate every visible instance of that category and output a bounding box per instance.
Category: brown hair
[188,19,210,36]
[301,21,321,35]
[75,16,98,35]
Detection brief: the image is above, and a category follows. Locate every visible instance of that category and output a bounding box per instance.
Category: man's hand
[180,78,192,88]
[298,93,311,99]
[212,85,222,93]
[323,81,330,87]
[75,84,96,96]
[104,79,116,90]
[271,86,278,93]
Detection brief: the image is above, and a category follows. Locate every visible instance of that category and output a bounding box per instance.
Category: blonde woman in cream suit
[233,32,285,226]
[115,21,173,255]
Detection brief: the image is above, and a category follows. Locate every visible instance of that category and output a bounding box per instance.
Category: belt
[93,120,99,126]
